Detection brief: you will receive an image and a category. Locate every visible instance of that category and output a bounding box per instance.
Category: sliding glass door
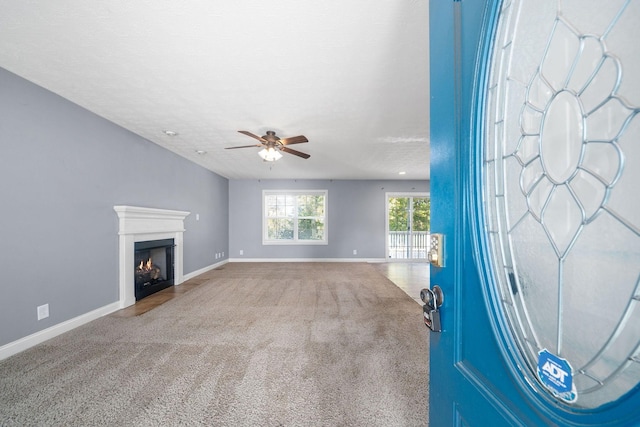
[386,193,430,260]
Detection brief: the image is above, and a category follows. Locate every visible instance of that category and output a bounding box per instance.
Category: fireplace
[114,205,190,308]
[134,238,174,300]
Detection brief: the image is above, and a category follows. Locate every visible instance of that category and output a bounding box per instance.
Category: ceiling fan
[226,130,310,161]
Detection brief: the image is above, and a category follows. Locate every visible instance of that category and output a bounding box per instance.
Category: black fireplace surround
[134,239,175,300]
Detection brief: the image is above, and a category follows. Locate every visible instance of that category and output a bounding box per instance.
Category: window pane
[267,195,296,218]
[297,195,307,216]
[298,219,324,240]
[265,195,277,216]
[412,197,431,232]
[267,218,294,240]
[298,194,325,217]
[315,196,325,216]
[389,197,409,231]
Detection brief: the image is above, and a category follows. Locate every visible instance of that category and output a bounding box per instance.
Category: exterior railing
[388,231,430,259]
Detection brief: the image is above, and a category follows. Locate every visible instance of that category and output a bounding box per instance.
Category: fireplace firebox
[134,239,174,300]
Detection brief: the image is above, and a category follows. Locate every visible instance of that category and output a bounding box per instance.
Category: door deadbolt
[428,233,445,267]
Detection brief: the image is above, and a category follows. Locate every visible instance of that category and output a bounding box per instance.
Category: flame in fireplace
[135,255,162,283]
[137,258,154,272]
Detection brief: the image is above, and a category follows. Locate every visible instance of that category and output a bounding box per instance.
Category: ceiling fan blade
[225,144,262,149]
[281,146,310,159]
[238,130,267,143]
[279,135,308,145]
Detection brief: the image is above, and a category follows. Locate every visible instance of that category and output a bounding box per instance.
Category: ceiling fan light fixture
[258,147,283,162]
[229,130,309,159]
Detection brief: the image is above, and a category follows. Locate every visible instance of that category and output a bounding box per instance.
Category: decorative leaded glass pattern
[482,0,640,408]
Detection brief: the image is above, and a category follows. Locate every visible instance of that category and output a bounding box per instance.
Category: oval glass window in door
[481,0,640,409]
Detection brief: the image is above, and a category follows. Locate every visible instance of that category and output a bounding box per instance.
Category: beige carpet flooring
[0,262,429,426]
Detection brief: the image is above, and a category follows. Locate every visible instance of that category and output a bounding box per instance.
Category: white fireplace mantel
[114,206,190,308]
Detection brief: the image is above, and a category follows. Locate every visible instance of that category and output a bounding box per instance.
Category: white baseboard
[228,258,386,263]
[182,259,228,281]
[1,260,231,361]
[0,301,121,361]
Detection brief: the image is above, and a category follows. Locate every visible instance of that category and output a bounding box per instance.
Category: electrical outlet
[222,251,224,257]
[353,249,358,255]
[196,213,200,221]
[239,249,244,255]
[37,304,49,320]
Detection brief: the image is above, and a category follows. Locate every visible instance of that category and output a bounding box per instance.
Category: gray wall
[229,179,429,259]
[0,68,229,347]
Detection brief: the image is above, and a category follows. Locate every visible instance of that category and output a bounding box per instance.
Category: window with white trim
[263,190,327,245]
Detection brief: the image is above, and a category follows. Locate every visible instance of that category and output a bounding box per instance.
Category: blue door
[429,0,640,425]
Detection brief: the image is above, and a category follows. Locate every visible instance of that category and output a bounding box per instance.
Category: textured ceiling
[0,1,430,180]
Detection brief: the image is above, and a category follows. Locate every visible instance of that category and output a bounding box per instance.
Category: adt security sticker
[537,349,577,403]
